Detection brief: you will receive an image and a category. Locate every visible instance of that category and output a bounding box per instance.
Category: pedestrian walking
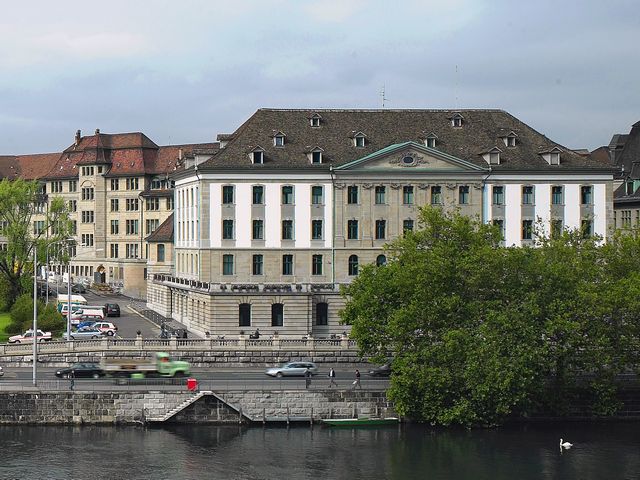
[305,368,312,389]
[328,367,337,388]
[69,370,75,391]
[352,369,361,389]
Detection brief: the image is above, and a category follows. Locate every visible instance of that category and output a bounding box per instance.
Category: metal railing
[0,377,387,392]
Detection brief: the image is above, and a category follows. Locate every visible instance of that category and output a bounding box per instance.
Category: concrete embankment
[0,390,396,425]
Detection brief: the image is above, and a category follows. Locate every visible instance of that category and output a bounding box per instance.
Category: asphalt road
[1,367,390,391]
[51,289,160,339]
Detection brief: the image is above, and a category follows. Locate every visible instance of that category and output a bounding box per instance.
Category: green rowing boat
[322,417,399,427]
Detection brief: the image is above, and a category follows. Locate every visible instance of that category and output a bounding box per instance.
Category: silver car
[62,327,105,340]
[265,362,318,377]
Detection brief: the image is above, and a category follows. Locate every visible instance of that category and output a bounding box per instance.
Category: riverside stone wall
[0,389,395,425]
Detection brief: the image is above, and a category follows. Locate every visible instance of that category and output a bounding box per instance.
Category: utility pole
[32,246,37,386]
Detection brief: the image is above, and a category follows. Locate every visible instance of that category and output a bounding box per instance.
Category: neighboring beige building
[0,130,217,299]
[148,109,615,337]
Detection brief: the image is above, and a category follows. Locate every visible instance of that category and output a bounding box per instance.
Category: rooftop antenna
[380,85,388,108]
[454,65,459,109]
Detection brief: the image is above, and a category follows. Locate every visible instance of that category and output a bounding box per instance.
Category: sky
[0,0,638,154]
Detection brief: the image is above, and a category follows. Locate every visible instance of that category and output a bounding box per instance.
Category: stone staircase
[147,391,211,422]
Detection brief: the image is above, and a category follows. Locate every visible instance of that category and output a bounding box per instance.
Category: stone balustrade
[0,336,359,360]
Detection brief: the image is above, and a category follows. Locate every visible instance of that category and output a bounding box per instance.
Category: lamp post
[32,245,37,386]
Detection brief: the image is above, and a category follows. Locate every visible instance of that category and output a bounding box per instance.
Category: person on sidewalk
[328,367,337,388]
[352,369,361,389]
[69,370,75,391]
[305,368,312,389]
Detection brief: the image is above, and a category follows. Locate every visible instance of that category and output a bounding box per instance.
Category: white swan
[560,438,573,449]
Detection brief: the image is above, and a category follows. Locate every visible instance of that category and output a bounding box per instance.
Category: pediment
[335,141,487,172]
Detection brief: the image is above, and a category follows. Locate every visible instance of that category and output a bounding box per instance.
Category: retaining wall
[0,389,395,425]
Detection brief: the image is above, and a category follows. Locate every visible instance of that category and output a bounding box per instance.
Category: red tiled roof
[0,153,63,180]
[0,131,218,181]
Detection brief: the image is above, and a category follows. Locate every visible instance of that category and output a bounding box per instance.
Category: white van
[79,308,105,319]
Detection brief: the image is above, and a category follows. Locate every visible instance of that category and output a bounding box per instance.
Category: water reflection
[0,422,638,479]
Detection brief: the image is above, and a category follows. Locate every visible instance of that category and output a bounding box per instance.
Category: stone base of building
[148,275,349,337]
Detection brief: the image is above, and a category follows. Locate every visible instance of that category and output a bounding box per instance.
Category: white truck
[8,329,53,343]
[101,352,191,378]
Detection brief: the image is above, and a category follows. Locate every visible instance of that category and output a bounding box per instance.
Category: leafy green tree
[9,293,36,329]
[0,179,73,306]
[341,207,640,426]
[37,303,65,333]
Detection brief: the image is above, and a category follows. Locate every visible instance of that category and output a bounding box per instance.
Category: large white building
[146,109,615,336]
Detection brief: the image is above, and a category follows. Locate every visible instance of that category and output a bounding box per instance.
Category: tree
[0,179,73,306]
[37,303,65,333]
[341,207,640,426]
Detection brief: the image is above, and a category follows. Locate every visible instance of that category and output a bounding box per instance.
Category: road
[0,367,390,391]
[51,289,160,339]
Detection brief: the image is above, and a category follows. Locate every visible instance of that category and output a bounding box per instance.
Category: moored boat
[322,417,400,427]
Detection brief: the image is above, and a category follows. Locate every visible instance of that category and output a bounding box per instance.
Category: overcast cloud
[0,0,637,154]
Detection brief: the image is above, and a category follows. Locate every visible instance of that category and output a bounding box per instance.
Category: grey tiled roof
[146,213,173,242]
[197,109,612,172]
[616,123,640,179]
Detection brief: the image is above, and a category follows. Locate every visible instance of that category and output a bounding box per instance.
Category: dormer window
[251,148,265,164]
[425,133,438,148]
[353,132,366,148]
[482,147,502,165]
[273,132,286,147]
[627,181,635,195]
[451,113,464,128]
[540,147,562,166]
[506,134,517,147]
[312,150,323,164]
[310,113,322,127]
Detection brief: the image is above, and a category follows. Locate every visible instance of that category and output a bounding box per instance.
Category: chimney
[178,148,183,161]
[75,130,81,146]
[95,128,100,135]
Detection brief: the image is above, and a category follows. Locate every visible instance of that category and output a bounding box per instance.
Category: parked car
[0,365,4,377]
[104,303,121,317]
[265,362,318,377]
[55,363,105,379]
[62,327,105,340]
[367,364,392,377]
[71,284,86,294]
[8,329,53,343]
[78,314,104,325]
[76,321,97,329]
[92,322,118,336]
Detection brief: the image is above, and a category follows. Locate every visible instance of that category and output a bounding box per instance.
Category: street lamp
[32,245,37,386]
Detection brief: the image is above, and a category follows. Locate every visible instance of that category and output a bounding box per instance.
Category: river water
[0,422,637,479]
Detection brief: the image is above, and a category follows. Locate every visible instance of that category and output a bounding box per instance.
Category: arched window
[271,303,284,327]
[316,302,328,326]
[348,255,359,276]
[376,254,387,266]
[239,303,251,327]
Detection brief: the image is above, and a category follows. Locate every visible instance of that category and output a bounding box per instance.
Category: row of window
[492,218,594,241]
[219,218,413,241]
[237,302,329,327]
[109,243,162,260]
[218,184,595,208]
[491,185,594,206]
[218,253,387,277]
[109,219,159,236]
[109,198,173,212]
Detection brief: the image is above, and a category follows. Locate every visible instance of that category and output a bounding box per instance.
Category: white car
[265,362,318,377]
